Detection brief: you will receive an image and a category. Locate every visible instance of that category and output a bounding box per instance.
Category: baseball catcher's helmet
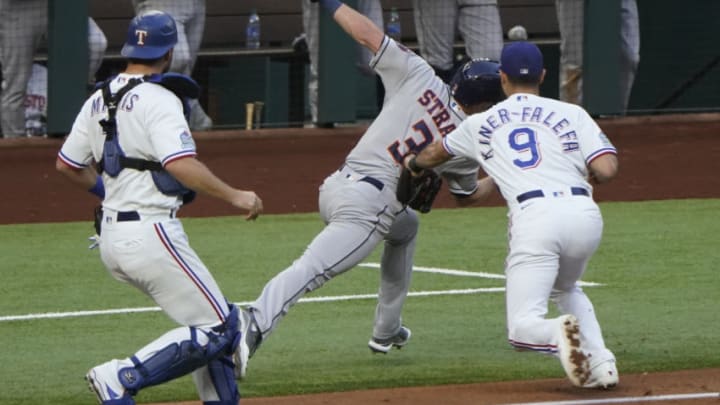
[450,58,504,107]
[121,10,178,60]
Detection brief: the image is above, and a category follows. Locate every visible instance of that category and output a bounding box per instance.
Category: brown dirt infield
[159,368,720,405]
[2,113,719,404]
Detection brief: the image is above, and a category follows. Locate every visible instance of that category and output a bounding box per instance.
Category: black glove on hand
[396,167,443,213]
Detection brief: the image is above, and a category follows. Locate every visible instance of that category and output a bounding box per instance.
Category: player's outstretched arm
[315,0,384,54]
[165,157,263,220]
[405,141,453,173]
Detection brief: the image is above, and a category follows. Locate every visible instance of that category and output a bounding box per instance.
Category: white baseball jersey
[346,36,480,196]
[58,74,196,215]
[443,93,617,210]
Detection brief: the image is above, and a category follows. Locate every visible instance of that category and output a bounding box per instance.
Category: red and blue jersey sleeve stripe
[57,151,88,169]
[161,150,197,167]
[585,147,617,165]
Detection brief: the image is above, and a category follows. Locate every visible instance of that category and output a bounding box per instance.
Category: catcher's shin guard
[204,354,241,404]
[117,306,240,396]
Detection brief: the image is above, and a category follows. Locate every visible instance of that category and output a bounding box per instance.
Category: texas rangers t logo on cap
[135,30,148,46]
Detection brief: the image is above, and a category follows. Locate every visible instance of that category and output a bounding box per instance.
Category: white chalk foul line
[360,262,506,279]
[0,288,504,322]
[507,392,720,405]
[360,262,603,287]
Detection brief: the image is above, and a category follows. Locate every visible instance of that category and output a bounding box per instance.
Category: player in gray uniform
[555,0,640,112]
[0,0,107,138]
[132,0,213,130]
[413,0,504,83]
[232,0,505,380]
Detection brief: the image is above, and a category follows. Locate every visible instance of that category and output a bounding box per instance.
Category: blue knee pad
[118,305,240,395]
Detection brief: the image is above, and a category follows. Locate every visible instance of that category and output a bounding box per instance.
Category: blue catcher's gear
[450,58,504,107]
[121,10,178,60]
[117,305,240,402]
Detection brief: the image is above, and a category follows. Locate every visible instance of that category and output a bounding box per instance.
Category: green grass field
[1,199,718,404]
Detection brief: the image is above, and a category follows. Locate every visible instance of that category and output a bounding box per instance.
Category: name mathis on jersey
[477,106,579,153]
[90,92,139,116]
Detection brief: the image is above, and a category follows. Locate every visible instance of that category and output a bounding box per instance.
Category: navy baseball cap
[500,41,544,79]
[121,10,178,60]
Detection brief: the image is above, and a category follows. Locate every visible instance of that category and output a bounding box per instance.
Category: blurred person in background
[301,0,384,126]
[555,0,640,112]
[0,0,107,138]
[413,0,504,83]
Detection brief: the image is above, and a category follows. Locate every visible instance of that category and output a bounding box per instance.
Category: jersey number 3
[509,127,541,169]
[387,120,433,164]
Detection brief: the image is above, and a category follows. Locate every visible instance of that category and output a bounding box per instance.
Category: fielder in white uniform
[408,41,620,389]
[56,11,261,405]
[413,0,504,83]
[0,0,107,138]
[132,0,213,130]
[555,0,640,112]
[232,0,504,380]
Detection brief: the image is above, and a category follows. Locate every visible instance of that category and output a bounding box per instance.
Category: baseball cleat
[368,326,411,354]
[556,315,591,387]
[233,307,261,380]
[85,362,135,405]
[584,357,619,389]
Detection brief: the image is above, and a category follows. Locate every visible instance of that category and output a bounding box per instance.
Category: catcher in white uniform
[408,41,620,389]
[56,10,261,405]
[232,0,504,380]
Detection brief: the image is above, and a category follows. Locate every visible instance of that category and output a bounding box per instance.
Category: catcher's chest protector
[98,77,196,203]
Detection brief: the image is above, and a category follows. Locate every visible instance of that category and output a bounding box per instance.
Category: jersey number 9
[509,127,541,169]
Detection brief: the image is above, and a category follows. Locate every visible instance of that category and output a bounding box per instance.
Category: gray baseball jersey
[249,36,483,342]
